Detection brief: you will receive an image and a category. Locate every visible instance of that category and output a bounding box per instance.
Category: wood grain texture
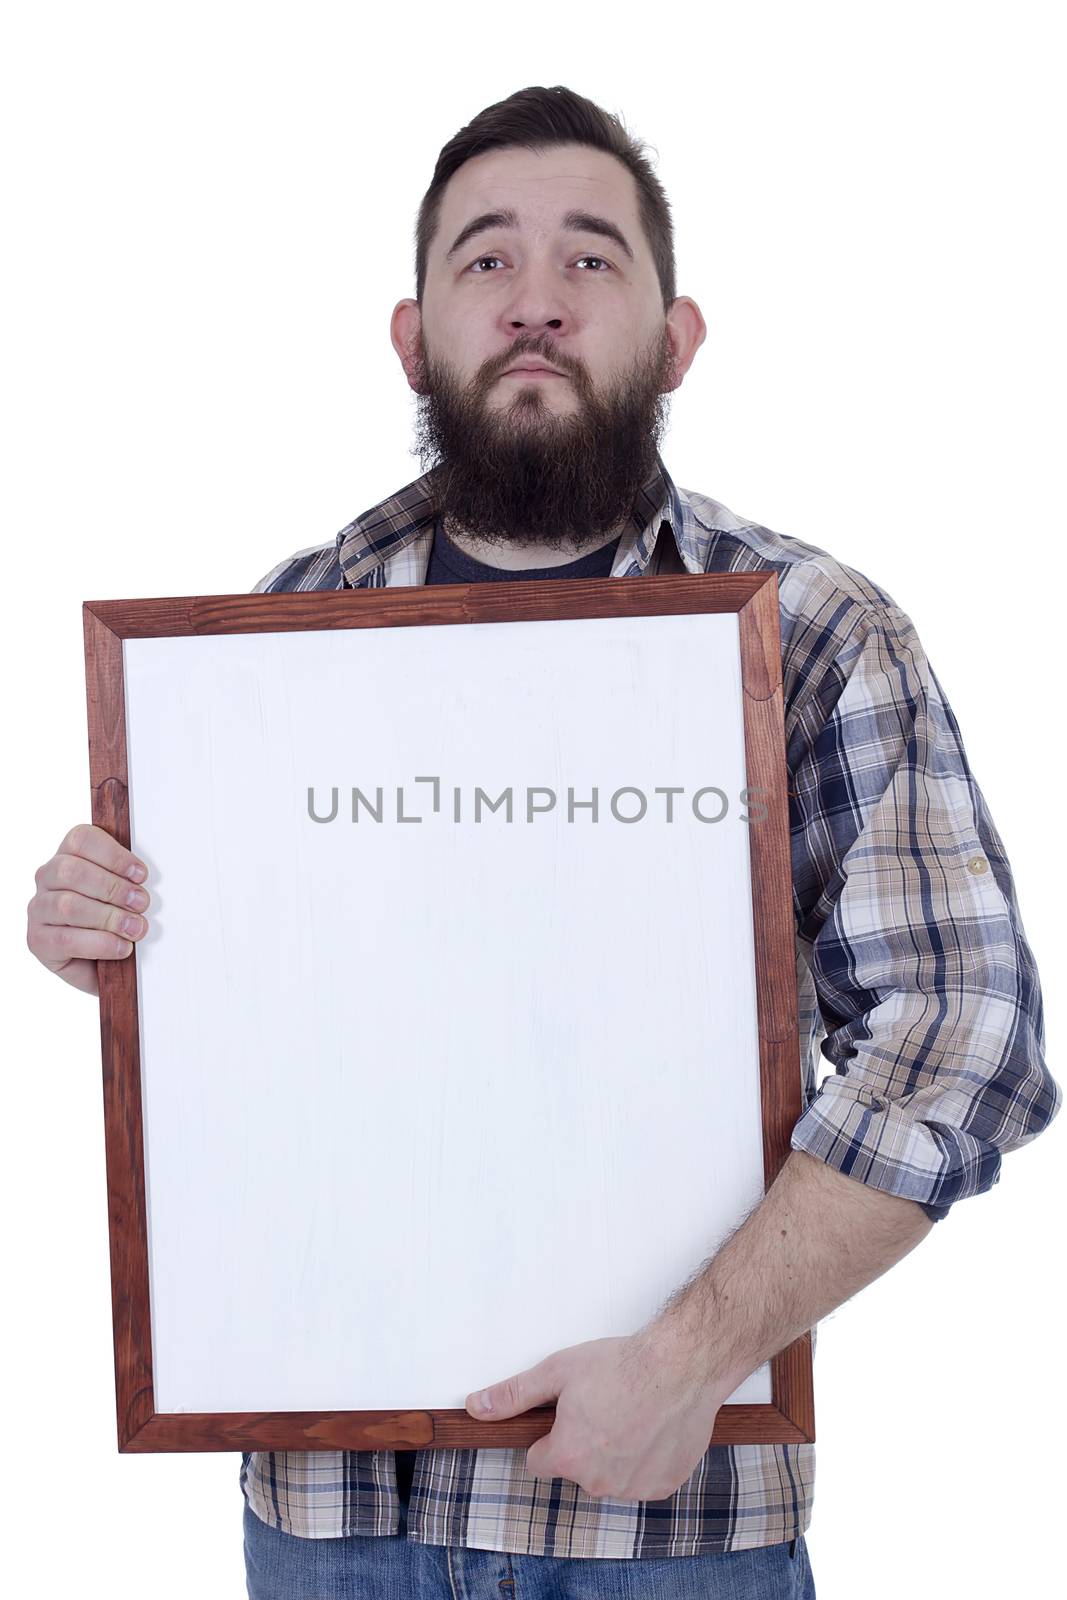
[83,604,154,1450]
[117,1392,813,1451]
[737,579,814,1446]
[83,573,768,640]
[82,573,815,1452]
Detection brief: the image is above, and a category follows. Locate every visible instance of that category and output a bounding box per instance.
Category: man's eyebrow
[445,208,635,263]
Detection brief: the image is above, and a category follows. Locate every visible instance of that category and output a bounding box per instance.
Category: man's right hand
[26,824,151,997]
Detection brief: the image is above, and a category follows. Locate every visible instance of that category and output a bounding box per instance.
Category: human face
[391,143,706,551]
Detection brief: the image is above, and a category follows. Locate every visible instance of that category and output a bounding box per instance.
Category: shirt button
[967,856,989,874]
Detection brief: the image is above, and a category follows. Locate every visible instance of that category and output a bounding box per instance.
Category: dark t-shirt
[426,516,621,586]
[394,516,622,1509]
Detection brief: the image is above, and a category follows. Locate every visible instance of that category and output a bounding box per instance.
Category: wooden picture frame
[83,571,813,1455]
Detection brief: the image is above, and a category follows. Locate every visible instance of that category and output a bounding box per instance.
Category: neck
[442,520,623,572]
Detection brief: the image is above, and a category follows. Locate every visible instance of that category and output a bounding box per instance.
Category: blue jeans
[243,1482,816,1597]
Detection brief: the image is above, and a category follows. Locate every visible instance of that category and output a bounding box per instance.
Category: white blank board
[123,609,772,1413]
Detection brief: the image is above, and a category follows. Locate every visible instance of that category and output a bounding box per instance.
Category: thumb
[465,1356,563,1419]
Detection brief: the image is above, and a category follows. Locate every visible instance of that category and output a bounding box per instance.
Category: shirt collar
[335,451,705,587]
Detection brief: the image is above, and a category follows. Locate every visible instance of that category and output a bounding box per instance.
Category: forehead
[438,143,640,233]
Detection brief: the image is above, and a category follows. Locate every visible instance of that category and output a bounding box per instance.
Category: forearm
[641,1148,934,1399]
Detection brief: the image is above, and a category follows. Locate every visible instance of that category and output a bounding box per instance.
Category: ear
[662,296,707,392]
[391,299,427,394]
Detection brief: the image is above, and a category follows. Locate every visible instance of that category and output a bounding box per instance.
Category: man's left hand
[463,1329,723,1501]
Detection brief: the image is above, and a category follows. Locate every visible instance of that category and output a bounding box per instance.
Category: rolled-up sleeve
[786,602,1061,1219]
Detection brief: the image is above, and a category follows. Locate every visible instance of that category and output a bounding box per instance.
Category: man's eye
[468,255,612,273]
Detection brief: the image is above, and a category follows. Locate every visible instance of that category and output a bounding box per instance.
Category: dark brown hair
[414,85,676,314]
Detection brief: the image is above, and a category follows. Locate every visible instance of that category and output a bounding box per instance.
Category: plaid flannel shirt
[239,453,1059,1556]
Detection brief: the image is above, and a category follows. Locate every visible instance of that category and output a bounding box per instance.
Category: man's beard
[409,326,676,553]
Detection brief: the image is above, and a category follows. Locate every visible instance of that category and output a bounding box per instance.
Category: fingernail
[127,863,146,882]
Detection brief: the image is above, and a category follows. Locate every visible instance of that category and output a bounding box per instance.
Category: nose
[508,319,565,365]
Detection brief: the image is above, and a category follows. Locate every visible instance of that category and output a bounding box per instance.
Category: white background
[3,3,1063,1595]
